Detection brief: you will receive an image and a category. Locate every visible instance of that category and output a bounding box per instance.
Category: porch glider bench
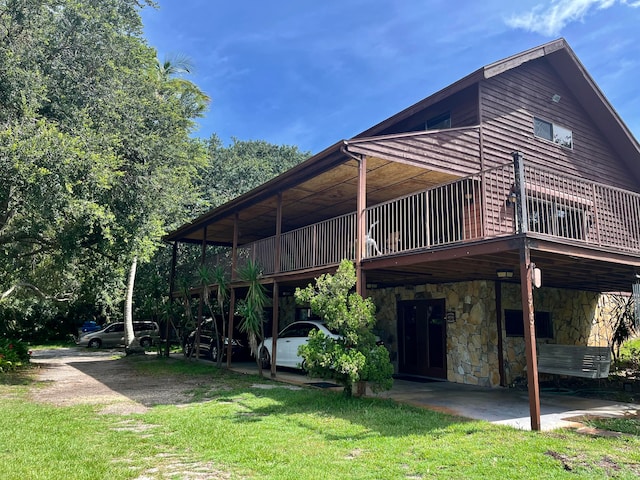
[537,344,611,379]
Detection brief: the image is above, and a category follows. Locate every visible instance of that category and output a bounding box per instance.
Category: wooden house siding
[347,127,482,178]
[376,85,479,135]
[479,58,637,192]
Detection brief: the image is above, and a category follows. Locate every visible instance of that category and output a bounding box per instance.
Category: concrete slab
[230,364,640,431]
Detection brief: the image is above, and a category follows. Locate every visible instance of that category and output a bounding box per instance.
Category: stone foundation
[367,281,615,388]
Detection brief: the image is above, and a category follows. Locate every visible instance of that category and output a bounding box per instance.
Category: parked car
[76,321,159,348]
[80,320,102,333]
[183,318,246,361]
[258,320,341,370]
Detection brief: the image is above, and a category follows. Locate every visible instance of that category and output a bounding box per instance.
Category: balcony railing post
[512,151,528,234]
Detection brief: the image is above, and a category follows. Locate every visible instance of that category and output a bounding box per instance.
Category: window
[426,112,451,130]
[533,117,573,148]
[527,198,587,240]
[505,310,553,338]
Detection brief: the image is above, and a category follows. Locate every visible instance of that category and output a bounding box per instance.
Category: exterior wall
[367,280,616,388]
[480,57,637,191]
[379,85,479,135]
[368,280,500,387]
[501,284,615,384]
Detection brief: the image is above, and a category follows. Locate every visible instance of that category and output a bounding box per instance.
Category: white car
[76,321,159,348]
[259,320,340,369]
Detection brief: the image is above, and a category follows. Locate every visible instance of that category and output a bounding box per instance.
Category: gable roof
[356,38,640,182]
[165,38,640,244]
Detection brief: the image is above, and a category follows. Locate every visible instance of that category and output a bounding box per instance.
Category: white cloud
[505,0,639,36]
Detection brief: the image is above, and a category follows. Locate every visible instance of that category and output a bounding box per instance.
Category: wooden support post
[520,241,541,431]
[195,226,208,360]
[275,193,282,274]
[356,155,367,297]
[165,241,178,357]
[231,212,239,281]
[271,281,279,379]
[512,151,528,234]
[495,280,506,387]
[226,288,236,367]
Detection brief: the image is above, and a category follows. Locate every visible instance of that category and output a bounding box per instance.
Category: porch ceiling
[361,237,640,293]
[177,155,459,246]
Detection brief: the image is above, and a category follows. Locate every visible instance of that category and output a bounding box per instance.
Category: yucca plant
[237,260,268,375]
[212,265,230,367]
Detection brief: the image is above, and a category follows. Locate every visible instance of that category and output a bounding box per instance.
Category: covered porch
[165,143,640,431]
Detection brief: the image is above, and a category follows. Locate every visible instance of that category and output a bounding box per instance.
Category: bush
[0,338,31,372]
[295,260,393,396]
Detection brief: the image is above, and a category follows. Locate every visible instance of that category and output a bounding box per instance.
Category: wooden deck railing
[200,160,640,281]
[279,212,356,272]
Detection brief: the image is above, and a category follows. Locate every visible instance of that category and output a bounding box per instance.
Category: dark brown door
[398,299,447,379]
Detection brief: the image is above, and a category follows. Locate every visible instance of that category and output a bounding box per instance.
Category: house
[164,38,640,430]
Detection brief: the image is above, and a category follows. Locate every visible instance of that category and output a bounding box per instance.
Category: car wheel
[140,337,152,348]
[260,347,271,369]
[300,359,308,373]
[210,343,225,362]
[88,338,101,349]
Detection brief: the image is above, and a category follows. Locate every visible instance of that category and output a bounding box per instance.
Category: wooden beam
[495,280,506,387]
[231,213,239,281]
[356,155,367,297]
[275,192,282,274]
[226,288,236,367]
[165,241,178,357]
[520,240,541,430]
[271,281,279,379]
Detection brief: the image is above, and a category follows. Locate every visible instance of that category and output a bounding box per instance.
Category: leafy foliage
[295,259,393,396]
[0,0,207,335]
[237,260,269,374]
[609,294,638,361]
[0,338,30,372]
[203,135,309,206]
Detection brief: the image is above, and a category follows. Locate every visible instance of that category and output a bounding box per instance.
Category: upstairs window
[426,112,451,130]
[534,117,573,149]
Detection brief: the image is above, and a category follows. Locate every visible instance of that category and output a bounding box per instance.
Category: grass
[584,416,640,436]
[2,356,640,479]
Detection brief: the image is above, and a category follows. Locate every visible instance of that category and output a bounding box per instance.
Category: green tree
[203,136,309,207]
[0,0,208,338]
[295,260,393,397]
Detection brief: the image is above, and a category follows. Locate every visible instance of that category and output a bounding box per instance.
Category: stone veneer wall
[501,284,614,385]
[367,281,616,388]
[368,281,499,387]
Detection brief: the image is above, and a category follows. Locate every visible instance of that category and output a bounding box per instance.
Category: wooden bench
[537,344,611,379]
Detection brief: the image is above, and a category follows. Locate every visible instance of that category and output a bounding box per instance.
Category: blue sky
[141,0,640,154]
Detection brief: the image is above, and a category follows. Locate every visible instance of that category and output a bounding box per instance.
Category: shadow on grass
[28,348,475,439]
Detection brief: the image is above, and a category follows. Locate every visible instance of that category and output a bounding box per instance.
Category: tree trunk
[125,256,144,355]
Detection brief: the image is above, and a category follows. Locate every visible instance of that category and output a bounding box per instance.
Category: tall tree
[203,136,309,207]
[0,0,208,334]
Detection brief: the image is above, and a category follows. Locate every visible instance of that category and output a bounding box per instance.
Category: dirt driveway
[30,347,214,414]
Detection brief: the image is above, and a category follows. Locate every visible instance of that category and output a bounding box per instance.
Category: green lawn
[1,356,639,479]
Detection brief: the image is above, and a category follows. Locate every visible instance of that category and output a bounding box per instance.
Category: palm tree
[155,53,210,119]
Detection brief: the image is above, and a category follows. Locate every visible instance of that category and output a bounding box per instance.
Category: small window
[505,310,553,338]
[426,112,451,130]
[533,117,573,148]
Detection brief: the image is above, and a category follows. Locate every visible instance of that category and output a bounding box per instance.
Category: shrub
[295,260,393,396]
[0,338,31,372]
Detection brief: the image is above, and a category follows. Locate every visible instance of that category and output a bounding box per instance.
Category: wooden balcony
[201,160,640,287]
